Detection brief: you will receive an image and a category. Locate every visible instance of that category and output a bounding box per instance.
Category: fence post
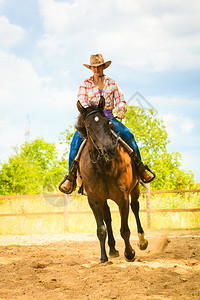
[146,183,151,229]
[63,194,69,232]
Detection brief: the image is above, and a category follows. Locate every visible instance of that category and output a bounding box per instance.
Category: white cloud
[0,48,77,161]
[0,16,75,108]
[0,48,76,118]
[162,113,178,139]
[162,113,195,140]
[0,15,77,163]
[38,0,74,33]
[0,16,24,50]
[37,0,200,72]
[0,50,40,94]
[160,110,199,180]
[0,118,24,161]
[180,118,194,134]
[148,95,200,116]
[150,94,199,137]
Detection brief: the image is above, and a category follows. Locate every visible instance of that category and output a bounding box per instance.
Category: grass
[0,195,65,234]
[0,192,199,234]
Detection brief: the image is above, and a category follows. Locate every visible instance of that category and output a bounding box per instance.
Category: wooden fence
[0,185,200,230]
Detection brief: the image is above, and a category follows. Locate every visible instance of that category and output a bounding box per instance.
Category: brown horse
[76,96,148,263]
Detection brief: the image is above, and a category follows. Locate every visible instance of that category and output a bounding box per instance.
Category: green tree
[0,138,66,195]
[125,105,197,190]
[59,125,75,160]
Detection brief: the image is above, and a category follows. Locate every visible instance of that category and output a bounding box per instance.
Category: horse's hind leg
[130,183,148,250]
[88,196,108,263]
[103,201,119,258]
[119,198,135,261]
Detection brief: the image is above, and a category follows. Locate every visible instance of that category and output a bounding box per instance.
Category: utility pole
[24,114,31,142]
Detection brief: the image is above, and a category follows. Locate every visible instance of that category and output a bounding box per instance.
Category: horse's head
[76,96,116,163]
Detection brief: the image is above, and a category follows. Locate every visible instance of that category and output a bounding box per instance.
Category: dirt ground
[0,230,199,300]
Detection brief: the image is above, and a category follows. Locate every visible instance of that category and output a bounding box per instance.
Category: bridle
[84,110,107,163]
[83,110,122,164]
[109,116,122,149]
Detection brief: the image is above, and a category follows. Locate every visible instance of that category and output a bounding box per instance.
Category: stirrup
[58,175,76,194]
[139,164,156,184]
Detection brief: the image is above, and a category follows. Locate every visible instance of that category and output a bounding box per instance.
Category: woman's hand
[117,109,125,119]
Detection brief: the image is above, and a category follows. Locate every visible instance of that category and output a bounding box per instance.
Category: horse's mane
[75,105,105,138]
[75,113,87,138]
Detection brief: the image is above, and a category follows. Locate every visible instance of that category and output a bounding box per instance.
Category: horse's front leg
[88,196,108,263]
[119,197,135,261]
[103,201,119,258]
[130,184,148,250]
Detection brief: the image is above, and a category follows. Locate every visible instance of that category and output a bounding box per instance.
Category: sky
[0,0,200,181]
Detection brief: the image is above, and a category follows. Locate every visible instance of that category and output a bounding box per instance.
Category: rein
[86,128,103,163]
[109,117,122,149]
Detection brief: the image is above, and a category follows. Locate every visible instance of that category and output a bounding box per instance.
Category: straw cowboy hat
[83,54,111,69]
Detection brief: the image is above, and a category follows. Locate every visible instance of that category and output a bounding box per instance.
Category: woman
[60,54,155,193]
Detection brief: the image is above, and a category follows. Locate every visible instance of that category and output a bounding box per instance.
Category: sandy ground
[0,230,200,300]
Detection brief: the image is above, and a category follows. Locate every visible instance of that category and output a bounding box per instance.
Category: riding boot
[59,160,79,194]
[130,152,155,184]
[59,139,87,194]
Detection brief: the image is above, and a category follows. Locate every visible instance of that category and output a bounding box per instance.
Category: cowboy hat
[83,54,111,69]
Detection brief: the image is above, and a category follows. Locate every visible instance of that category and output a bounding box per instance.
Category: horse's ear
[77,100,85,114]
[98,96,105,111]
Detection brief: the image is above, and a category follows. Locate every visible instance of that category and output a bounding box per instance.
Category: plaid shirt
[77,76,127,112]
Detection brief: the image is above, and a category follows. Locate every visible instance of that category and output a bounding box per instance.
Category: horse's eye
[94,116,99,122]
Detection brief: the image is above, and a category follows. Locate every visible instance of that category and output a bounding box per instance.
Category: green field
[0,192,199,235]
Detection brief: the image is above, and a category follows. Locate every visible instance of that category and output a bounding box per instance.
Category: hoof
[109,249,119,258]
[99,257,108,264]
[138,240,148,250]
[124,249,135,262]
[138,233,148,251]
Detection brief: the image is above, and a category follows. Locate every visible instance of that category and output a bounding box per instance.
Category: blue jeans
[68,118,141,171]
[110,118,141,159]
